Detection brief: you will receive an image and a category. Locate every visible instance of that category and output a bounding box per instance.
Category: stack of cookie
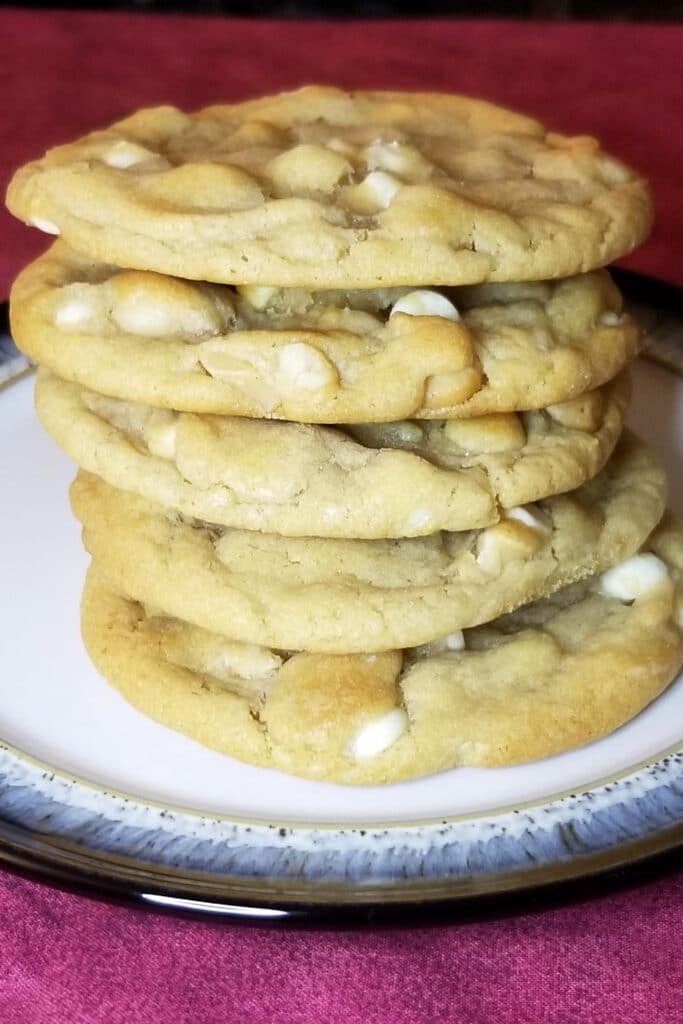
[7,87,683,784]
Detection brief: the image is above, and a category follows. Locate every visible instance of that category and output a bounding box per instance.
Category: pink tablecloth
[1,8,682,1023]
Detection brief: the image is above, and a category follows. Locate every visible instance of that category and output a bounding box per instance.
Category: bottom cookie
[82,523,683,785]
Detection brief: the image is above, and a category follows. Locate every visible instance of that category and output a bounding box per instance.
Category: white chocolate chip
[599,311,624,327]
[410,630,466,659]
[360,170,402,208]
[407,508,434,533]
[390,290,461,322]
[208,646,282,683]
[364,141,433,179]
[30,216,60,235]
[475,530,505,575]
[112,298,179,337]
[347,708,407,760]
[365,141,403,173]
[237,285,280,311]
[103,139,158,169]
[504,504,552,537]
[342,169,405,214]
[598,554,670,602]
[144,411,178,460]
[443,413,526,454]
[277,343,337,392]
[476,506,550,575]
[444,630,466,651]
[110,274,227,338]
[327,137,356,158]
[266,144,352,193]
[54,295,96,328]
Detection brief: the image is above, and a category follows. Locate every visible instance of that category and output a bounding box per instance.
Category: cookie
[6,87,652,287]
[70,435,667,652]
[81,519,683,784]
[38,370,629,539]
[13,243,640,422]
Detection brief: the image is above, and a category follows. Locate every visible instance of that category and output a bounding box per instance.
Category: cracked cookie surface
[13,243,640,422]
[81,518,683,784]
[38,370,629,539]
[6,87,652,287]
[71,435,667,652]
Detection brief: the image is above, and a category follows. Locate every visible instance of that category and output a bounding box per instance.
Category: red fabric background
[3,871,683,1024]
[1,8,682,1023]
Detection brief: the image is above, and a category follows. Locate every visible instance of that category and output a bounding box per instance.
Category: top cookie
[6,86,653,288]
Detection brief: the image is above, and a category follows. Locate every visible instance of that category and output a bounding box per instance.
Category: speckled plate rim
[1,269,682,922]
[1,734,683,919]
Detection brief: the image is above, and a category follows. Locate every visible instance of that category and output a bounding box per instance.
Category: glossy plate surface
[1,276,682,920]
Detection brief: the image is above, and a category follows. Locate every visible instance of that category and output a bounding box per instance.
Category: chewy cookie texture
[70,437,666,653]
[82,525,683,785]
[37,370,630,539]
[7,85,683,784]
[12,245,640,422]
[6,87,653,287]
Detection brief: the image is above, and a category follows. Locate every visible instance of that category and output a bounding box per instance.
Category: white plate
[1,334,682,916]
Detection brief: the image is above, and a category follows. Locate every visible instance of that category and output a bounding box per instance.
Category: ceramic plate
[1,276,682,921]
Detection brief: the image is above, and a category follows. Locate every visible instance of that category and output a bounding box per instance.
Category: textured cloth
[1,8,682,1023]
[2,872,683,1024]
